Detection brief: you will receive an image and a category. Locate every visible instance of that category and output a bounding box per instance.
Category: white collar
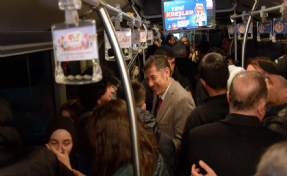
[159,81,172,101]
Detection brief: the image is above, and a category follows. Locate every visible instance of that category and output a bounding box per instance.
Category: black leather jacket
[262,106,287,136]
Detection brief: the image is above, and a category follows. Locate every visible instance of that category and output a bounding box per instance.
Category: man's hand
[46,144,72,170]
[191,160,217,176]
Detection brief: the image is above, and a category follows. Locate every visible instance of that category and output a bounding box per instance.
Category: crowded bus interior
[2,0,287,175]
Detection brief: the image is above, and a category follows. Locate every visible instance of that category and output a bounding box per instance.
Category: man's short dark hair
[117,80,146,107]
[197,41,210,54]
[154,45,175,60]
[172,41,186,58]
[229,71,268,111]
[164,34,174,45]
[78,67,114,109]
[199,53,229,90]
[143,55,171,74]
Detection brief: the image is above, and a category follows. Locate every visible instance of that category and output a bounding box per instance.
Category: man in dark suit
[144,55,196,151]
[187,71,287,176]
[180,53,230,174]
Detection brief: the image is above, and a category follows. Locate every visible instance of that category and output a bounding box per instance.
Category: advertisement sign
[257,22,272,34]
[237,23,253,34]
[163,0,214,31]
[140,31,147,42]
[132,32,140,44]
[105,31,131,49]
[53,26,98,61]
[148,30,154,40]
[273,20,287,34]
[228,25,238,34]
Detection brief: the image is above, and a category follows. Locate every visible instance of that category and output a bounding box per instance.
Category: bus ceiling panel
[0,0,131,32]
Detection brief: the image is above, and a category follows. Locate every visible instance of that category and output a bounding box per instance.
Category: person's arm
[173,97,196,151]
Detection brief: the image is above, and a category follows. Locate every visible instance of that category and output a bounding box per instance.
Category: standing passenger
[75,67,115,158]
[89,99,169,176]
[187,71,287,176]
[144,55,196,151]
[60,99,83,123]
[259,55,287,135]
[179,53,230,175]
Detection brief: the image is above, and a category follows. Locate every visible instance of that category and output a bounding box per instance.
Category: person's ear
[227,91,230,104]
[257,100,267,121]
[165,67,170,78]
[201,78,207,89]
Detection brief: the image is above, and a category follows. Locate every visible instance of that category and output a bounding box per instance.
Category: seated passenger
[0,97,74,176]
[144,55,196,151]
[187,71,287,176]
[180,52,230,175]
[89,99,169,176]
[75,66,115,158]
[259,55,287,135]
[117,80,175,175]
[60,99,83,123]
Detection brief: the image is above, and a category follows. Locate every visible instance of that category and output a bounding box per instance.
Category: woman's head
[90,99,158,176]
[45,116,75,155]
[60,99,83,123]
[246,57,272,74]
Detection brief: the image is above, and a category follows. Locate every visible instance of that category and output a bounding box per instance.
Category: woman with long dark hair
[90,99,169,176]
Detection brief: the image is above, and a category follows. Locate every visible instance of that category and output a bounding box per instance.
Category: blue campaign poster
[237,24,253,34]
[258,22,272,34]
[228,25,238,34]
[273,20,287,34]
[163,0,209,31]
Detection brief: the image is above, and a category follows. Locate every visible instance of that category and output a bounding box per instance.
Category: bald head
[229,71,268,112]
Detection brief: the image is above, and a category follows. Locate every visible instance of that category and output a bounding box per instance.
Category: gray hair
[229,71,268,112]
[143,55,171,75]
[172,41,186,58]
[257,142,287,176]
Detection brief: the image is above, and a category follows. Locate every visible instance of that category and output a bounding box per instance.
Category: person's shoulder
[189,122,225,137]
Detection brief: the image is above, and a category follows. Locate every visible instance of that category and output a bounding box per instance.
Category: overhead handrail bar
[232,5,282,19]
[83,0,149,25]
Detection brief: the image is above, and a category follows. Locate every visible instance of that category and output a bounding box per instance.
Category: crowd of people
[1,34,287,176]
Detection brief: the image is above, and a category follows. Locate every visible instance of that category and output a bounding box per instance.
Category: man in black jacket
[179,53,229,174]
[0,97,74,176]
[186,71,287,176]
[259,55,287,136]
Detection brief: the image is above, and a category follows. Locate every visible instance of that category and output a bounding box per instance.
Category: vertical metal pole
[97,7,141,176]
[241,0,259,68]
[234,8,238,61]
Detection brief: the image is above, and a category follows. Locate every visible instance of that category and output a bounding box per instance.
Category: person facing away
[60,99,83,123]
[179,53,230,174]
[117,80,176,176]
[172,41,198,95]
[143,55,196,151]
[163,34,176,48]
[75,66,115,158]
[0,97,74,176]
[89,99,169,176]
[146,39,160,59]
[259,55,287,135]
[191,142,287,176]
[187,71,287,176]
